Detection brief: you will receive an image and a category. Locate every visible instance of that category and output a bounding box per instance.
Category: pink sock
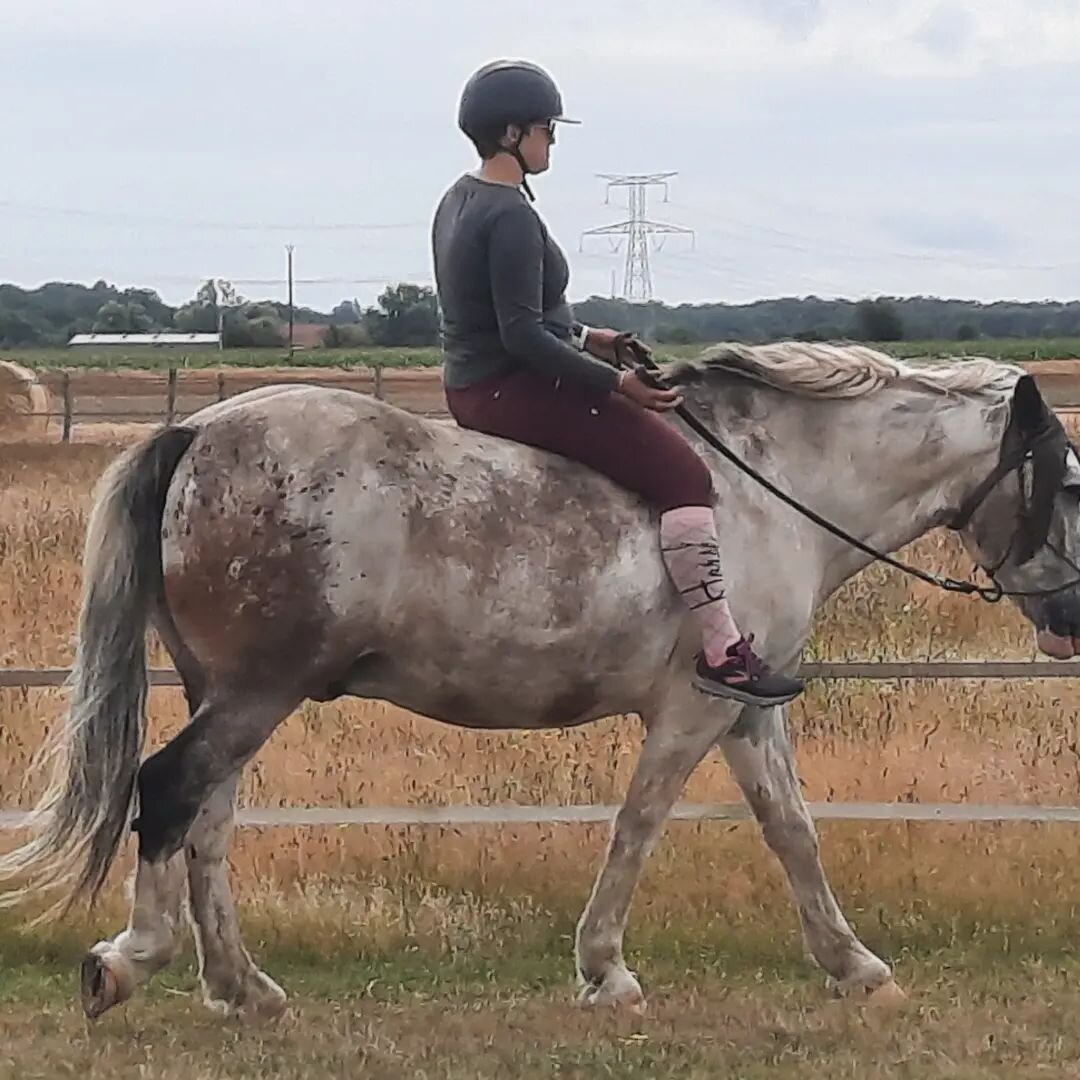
[660,506,742,665]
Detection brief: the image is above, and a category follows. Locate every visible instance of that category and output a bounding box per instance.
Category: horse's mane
[665,341,1020,401]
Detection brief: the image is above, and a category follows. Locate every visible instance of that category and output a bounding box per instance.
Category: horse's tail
[0,425,197,918]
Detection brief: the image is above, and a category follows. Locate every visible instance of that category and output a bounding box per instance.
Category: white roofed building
[68,332,221,347]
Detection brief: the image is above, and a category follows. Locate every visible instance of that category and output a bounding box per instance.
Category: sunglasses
[530,120,557,143]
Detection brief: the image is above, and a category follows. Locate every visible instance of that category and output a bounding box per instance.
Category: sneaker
[692,635,805,706]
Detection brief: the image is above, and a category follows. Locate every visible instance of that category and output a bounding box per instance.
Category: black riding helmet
[458,59,578,199]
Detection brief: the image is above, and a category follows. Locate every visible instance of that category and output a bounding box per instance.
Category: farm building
[68,332,221,348]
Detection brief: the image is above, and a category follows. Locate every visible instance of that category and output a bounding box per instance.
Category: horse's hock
[0,360,50,440]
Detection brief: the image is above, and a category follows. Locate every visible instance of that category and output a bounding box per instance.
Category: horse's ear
[1013,374,1045,432]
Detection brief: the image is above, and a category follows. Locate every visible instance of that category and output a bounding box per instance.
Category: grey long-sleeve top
[431,174,620,392]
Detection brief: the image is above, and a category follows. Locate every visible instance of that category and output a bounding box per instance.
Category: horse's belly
[339,609,678,730]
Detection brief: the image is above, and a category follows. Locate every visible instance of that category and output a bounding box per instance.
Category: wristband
[571,324,590,351]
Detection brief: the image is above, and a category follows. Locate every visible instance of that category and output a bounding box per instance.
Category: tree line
[3,279,1080,349]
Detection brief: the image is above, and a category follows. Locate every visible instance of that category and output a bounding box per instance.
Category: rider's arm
[489,204,620,393]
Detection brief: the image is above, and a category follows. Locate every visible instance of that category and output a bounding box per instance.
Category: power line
[580,173,694,301]
[667,199,1080,272]
[0,200,425,233]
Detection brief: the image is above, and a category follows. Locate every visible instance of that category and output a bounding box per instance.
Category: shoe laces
[730,634,769,678]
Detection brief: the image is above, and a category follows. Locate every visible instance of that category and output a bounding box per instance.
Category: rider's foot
[692,635,804,706]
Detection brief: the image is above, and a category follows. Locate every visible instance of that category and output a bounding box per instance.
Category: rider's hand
[616,370,682,412]
[582,327,621,363]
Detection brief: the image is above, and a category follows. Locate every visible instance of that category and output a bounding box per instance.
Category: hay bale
[0,360,50,439]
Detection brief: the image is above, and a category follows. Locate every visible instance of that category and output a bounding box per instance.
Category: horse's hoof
[577,968,647,1014]
[80,947,135,1020]
[866,979,907,1006]
[203,971,288,1022]
[828,973,907,1007]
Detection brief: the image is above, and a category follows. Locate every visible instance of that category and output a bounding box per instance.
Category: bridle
[613,338,1080,603]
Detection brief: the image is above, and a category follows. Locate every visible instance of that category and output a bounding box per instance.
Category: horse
[3,342,1080,1021]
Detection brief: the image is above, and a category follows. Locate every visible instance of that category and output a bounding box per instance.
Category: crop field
[3,417,1080,1075]
[7,336,1080,373]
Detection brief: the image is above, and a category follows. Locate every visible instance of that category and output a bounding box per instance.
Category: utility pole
[286,244,295,357]
[581,173,694,301]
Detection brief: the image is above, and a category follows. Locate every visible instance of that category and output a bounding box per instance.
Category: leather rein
[613,338,1080,603]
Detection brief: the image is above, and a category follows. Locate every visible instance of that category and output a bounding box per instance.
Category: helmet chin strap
[506,130,535,201]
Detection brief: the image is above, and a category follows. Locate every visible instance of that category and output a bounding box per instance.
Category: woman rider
[431,59,803,706]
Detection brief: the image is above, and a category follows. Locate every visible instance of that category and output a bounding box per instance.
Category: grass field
[6,336,1080,372]
[4,421,1080,1074]
[4,900,1080,1078]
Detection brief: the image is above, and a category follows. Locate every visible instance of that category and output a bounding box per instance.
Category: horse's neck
[713,382,1008,599]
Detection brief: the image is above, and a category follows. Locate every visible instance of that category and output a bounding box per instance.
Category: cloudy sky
[3,0,1079,311]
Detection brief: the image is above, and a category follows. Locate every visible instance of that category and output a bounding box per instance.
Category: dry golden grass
[9,434,1080,1075]
[3,428,1080,917]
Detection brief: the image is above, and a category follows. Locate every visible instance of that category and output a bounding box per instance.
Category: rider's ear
[1013,375,1046,432]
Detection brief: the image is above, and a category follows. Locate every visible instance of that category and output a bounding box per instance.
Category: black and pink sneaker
[692,636,804,706]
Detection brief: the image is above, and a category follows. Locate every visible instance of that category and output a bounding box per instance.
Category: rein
[613,338,1080,602]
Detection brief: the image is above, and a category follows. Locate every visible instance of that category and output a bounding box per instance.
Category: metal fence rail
[4,660,1080,689]
[2,802,1080,830]
[4,662,1080,829]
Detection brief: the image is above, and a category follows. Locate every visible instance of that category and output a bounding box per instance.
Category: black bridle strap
[947,423,1059,532]
[614,340,1080,602]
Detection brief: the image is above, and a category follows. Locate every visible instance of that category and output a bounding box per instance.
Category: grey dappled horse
[4,342,1080,1020]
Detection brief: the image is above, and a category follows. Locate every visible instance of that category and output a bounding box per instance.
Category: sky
[2,0,1079,312]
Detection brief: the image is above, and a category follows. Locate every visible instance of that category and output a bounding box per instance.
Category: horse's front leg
[575,685,735,1011]
[719,705,903,1000]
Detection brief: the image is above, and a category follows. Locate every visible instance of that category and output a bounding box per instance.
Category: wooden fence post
[373,364,384,401]
[62,372,72,443]
[166,367,177,425]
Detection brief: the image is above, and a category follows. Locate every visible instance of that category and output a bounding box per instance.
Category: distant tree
[852,299,904,342]
[322,322,371,347]
[92,300,152,333]
[175,279,242,335]
[655,323,699,345]
[363,284,440,346]
[225,315,284,348]
[330,299,363,325]
[955,322,979,341]
[0,309,40,345]
[221,302,285,347]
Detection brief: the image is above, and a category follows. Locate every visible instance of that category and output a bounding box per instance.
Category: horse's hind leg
[80,848,187,1019]
[81,688,297,1020]
[185,772,286,1018]
[718,705,901,1000]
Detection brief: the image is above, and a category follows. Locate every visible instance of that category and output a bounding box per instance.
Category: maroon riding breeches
[444,368,713,513]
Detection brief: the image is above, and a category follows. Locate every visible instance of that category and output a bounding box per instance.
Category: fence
[3,659,1080,829]
[14,359,1080,827]
[25,359,1080,441]
[33,364,442,441]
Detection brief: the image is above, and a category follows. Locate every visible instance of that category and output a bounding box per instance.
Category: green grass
[6,338,1080,373]
[2,346,443,372]
[3,901,1080,1079]
[883,337,1080,361]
